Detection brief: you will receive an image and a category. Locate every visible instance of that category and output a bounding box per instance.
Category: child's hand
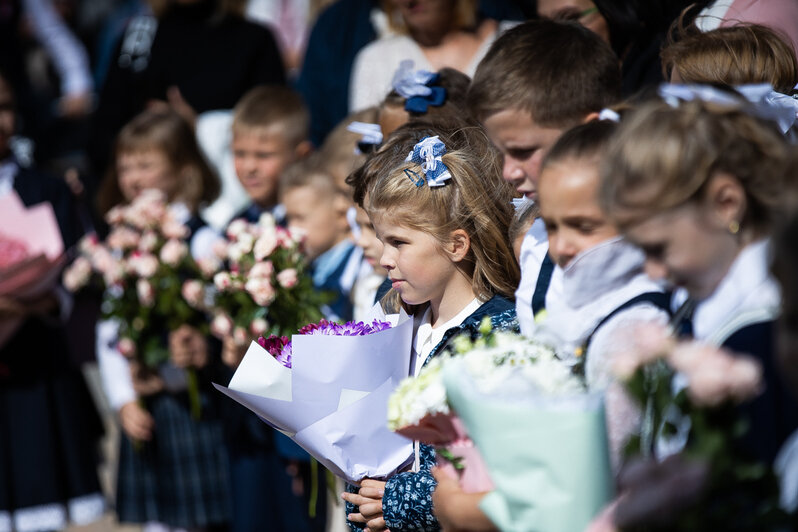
[169,325,209,368]
[341,478,387,532]
[119,400,154,441]
[431,467,496,531]
[221,335,247,368]
[129,360,164,396]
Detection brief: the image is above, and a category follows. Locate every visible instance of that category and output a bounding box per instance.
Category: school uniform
[345,295,518,531]
[312,239,359,323]
[675,239,798,465]
[515,217,564,336]
[97,204,232,529]
[0,159,105,531]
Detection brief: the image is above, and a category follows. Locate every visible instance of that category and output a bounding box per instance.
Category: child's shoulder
[464,294,518,332]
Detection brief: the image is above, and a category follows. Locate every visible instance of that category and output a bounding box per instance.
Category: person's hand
[57,91,93,118]
[221,335,247,368]
[119,400,154,441]
[341,479,388,532]
[129,360,164,397]
[431,467,495,531]
[147,86,197,128]
[169,325,209,368]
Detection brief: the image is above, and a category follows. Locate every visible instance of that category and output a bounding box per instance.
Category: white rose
[63,257,92,291]
[211,313,233,337]
[160,239,188,267]
[276,268,298,289]
[136,279,155,306]
[253,231,278,260]
[245,277,276,306]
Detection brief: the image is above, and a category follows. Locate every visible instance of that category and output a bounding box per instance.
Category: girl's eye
[577,223,598,234]
[641,243,665,259]
[507,148,536,161]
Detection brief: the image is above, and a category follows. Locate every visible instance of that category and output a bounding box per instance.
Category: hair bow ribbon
[347,121,383,154]
[405,135,452,187]
[658,83,798,134]
[391,60,447,113]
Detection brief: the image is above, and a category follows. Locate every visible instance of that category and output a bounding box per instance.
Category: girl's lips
[391,279,404,290]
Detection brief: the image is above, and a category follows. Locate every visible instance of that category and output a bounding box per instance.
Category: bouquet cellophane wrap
[443,359,613,532]
[215,311,414,483]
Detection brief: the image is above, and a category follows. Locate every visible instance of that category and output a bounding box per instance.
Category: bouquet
[612,323,789,530]
[63,190,209,416]
[204,214,325,343]
[0,192,66,347]
[441,323,612,532]
[215,314,415,483]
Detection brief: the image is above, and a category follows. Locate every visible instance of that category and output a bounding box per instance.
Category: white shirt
[411,298,481,376]
[515,217,563,337]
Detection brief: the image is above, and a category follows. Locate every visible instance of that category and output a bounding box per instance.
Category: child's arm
[431,468,496,531]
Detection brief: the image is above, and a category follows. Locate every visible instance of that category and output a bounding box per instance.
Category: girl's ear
[706,172,747,232]
[446,229,471,262]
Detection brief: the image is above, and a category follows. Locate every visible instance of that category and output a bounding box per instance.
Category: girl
[599,94,798,466]
[95,109,230,531]
[341,124,520,532]
[431,119,672,531]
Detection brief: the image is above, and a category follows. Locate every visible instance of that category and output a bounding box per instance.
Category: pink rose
[136,279,155,307]
[160,239,188,267]
[249,261,274,280]
[78,233,100,254]
[105,206,125,225]
[250,317,269,336]
[129,252,159,278]
[103,263,126,286]
[139,231,159,252]
[107,226,140,251]
[245,277,276,306]
[258,212,276,232]
[213,272,233,291]
[63,256,92,292]
[226,219,249,239]
[233,326,248,346]
[197,257,222,278]
[211,313,233,337]
[237,232,255,254]
[276,268,298,289]
[253,231,278,260]
[162,219,189,240]
[181,280,204,307]
[118,337,136,358]
[212,239,228,260]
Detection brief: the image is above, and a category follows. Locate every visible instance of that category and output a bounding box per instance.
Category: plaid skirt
[115,390,232,528]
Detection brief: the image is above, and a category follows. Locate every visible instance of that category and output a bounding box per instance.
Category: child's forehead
[232,125,290,146]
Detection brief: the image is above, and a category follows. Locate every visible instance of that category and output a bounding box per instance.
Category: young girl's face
[622,203,740,301]
[354,207,387,275]
[117,148,178,202]
[538,158,618,268]
[372,214,460,307]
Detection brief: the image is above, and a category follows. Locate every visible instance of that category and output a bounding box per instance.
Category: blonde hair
[599,98,794,238]
[363,123,519,313]
[232,85,310,147]
[99,109,220,214]
[280,153,341,200]
[662,23,798,93]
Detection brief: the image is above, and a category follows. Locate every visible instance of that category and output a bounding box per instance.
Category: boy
[282,154,357,322]
[231,85,313,224]
[466,19,621,336]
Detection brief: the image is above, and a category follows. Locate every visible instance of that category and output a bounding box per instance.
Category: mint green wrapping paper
[442,362,613,532]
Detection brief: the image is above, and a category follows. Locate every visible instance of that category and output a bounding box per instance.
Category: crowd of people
[3,0,798,531]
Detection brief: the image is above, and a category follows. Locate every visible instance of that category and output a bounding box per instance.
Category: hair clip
[347,121,384,154]
[404,135,452,187]
[658,83,798,134]
[598,108,620,123]
[404,168,425,187]
[390,60,447,114]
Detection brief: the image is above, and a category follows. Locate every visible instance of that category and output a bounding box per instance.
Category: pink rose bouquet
[612,323,787,529]
[204,213,325,343]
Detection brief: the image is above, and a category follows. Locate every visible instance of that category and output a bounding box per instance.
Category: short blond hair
[232,85,309,147]
[662,23,798,93]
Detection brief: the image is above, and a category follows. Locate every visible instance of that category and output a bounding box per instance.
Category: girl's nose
[379,248,394,271]
[551,236,576,268]
[502,157,524,183]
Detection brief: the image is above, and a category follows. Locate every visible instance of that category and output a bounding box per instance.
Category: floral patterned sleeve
[382,443,440,532]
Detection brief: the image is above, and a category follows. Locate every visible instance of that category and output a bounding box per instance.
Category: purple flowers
[259,319,392,368]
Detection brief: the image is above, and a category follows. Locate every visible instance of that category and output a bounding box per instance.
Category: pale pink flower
[78,233,100,254]
[226,219,249,239]
[103,263,126,286]
[129,252,159,278]
[182,280,204,307]
[89,247,114,274]
[253,231,278,260]
[726,355,764,402]
[118,337,136,358]
[212,239,228,260]
[213,272,233,291]
[249,261,274,280]
[250,317,269,336]
[258,212,276,232]
[233,326,248,346]
[160,239,188,267]
[198,257,222,278]
[162,219,189,240]
[237,232,255,254]
[279,226,301,249]
[139,231,159,252]
[228,242,246,264]
[63,257,92,291]
[107,226,140,251]
[245,277,276,306]
[136,279,155,307]
[211,313,233,337]
[276,268,298,289]
[105,206,125,225]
